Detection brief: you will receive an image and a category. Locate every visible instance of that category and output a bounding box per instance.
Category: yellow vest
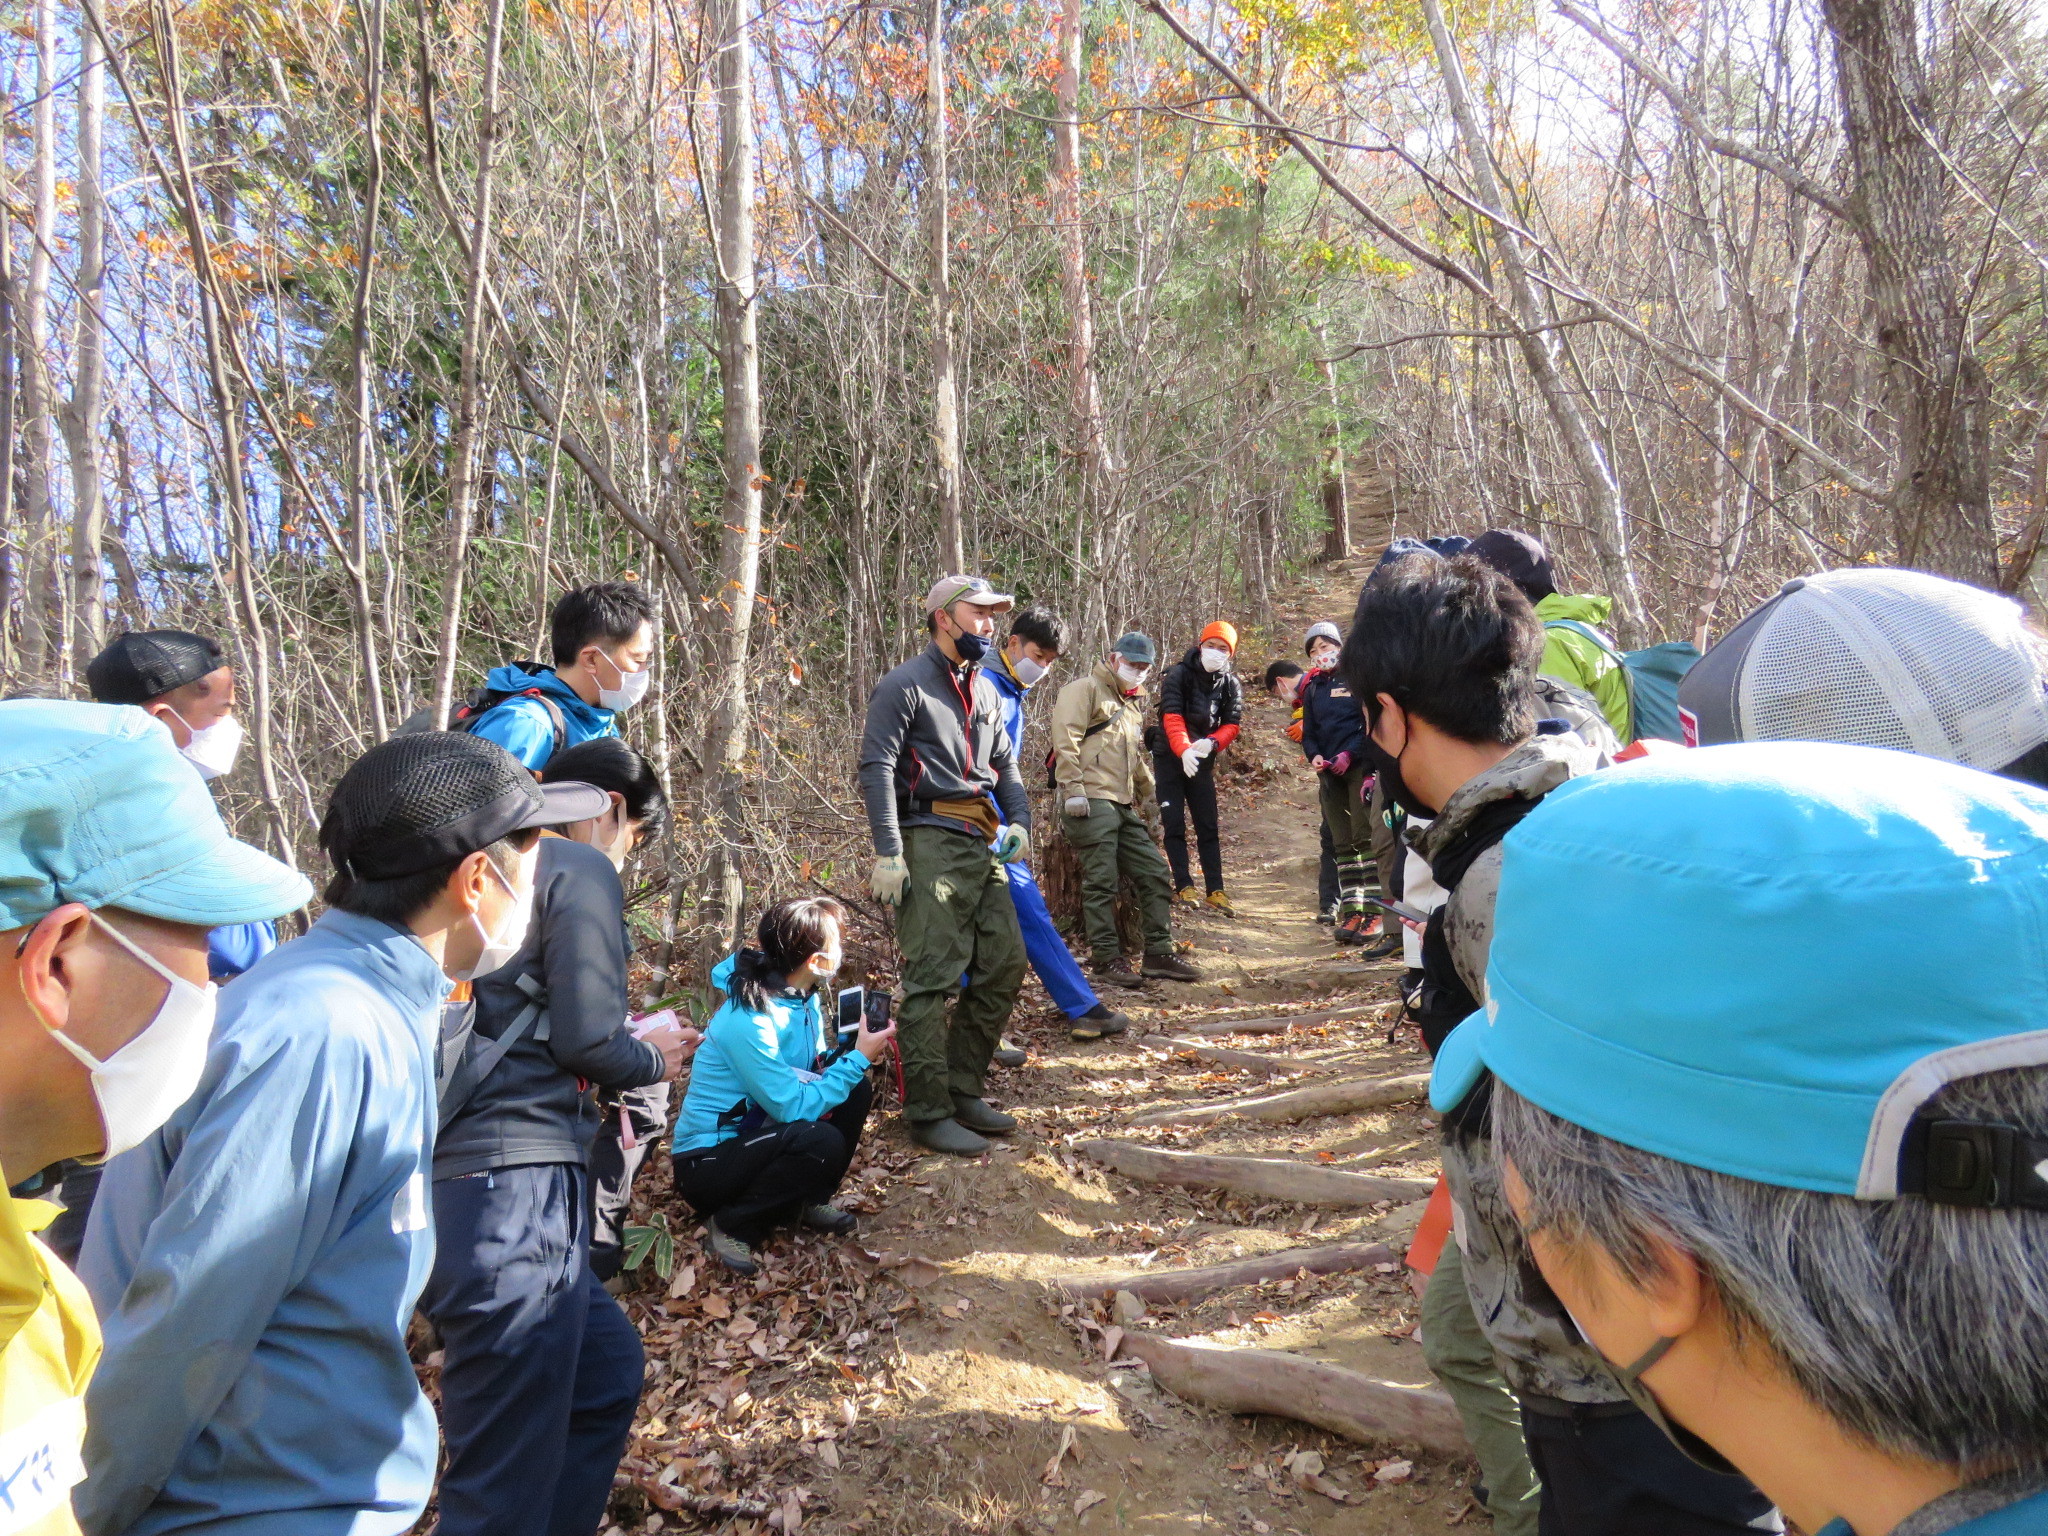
[0,1196,98,1536]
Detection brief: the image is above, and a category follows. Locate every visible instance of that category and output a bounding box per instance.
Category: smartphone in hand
[835,986,865,1053]
[863,991,892,1032]
[1367,896,1430,926]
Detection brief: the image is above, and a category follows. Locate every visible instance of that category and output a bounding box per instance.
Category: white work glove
[1179,745,1202,778]
[870,854,910,905]
[993,825,1031,864]
[1191,737,1216,762]
[1063,796,1092,819]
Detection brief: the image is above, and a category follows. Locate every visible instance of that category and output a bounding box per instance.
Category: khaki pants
[1060,799,1173,964]
[1422,1240,1542,1536]
[895,825,1027,1123]
[1317,759,1377,915]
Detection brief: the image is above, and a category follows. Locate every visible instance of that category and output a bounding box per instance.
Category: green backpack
[1543,619,1701,744]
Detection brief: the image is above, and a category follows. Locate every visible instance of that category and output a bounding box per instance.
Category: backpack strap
[1543,618,1636,733]
[437,972,551,1131]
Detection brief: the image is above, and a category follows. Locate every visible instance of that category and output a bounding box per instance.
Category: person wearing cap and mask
[1468,528,1632,742]
[1449,743,2048,1536]
[1154,621,1245,914]
[981,608,1132,1046]
[85,629,276,984]
[425,737,697,1536]
[1049,633,1200,989]
[0,701,308,1536]
[856,576,1034,1156]
[464,581,659,769]
[77,733,608,1536]
[1342,554,1776,1536]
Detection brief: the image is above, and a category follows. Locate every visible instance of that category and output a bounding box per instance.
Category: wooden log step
[1127,1073,1432,1128]
[1047,1240,1397,1303]
[1077,1140,1434,1205]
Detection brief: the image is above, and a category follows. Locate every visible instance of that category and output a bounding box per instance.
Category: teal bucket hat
[1431,740,2048,1202]
[0,699,311,930]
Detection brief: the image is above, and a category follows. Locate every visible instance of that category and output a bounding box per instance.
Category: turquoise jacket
[671,954,872,1154]
[467,663,618,769]
[1535,593,1631,741]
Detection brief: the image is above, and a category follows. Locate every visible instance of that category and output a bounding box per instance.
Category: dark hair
[550,582,657,667]
[729,896,848,1012]
[1339,554,1542,746]
[541,738,669,842]
[322,830,540,924]
[1008,606,1066,655]
[1262,660,1303,692]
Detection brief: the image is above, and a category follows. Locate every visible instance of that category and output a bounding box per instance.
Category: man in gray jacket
[858,576,1033,1155]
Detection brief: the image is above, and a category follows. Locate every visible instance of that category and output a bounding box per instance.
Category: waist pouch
[928,796,1002,840]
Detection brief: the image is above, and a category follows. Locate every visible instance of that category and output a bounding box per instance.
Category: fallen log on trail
[1158,1039,1301,1076]
[1048,1240,1396,1302]
[1113,1332,1468,1457]
[1167,1004,1380,1037]
[1078,1140,1434,1205]
[1127,1072,1433,1127]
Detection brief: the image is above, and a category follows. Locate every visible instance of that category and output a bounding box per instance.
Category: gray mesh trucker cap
[1678,567,2048,770]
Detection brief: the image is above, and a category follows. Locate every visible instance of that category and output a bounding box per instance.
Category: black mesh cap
[87,630,227,704]
[321,732,609,881]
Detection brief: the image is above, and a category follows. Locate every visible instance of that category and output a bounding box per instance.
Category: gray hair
[1492,1070,2048,1473]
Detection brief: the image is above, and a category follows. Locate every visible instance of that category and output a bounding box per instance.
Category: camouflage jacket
[1411,729,1627,1405]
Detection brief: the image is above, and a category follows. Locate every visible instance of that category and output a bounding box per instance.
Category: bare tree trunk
[700,0,765,952]
[1416,0,1647,639]
[346,0,392,738]
[60,10,109,672]
[19,0,59,677]
[926,0,963,573]
[1314,324,1349,562]
[1819,0,1996,584]
[428,0,507,727]
[1052,0,1107,528]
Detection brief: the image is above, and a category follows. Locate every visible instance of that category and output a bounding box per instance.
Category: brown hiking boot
[1094,955,1145,989]
[1142,950,1202,982]
[1205,889,1235,916]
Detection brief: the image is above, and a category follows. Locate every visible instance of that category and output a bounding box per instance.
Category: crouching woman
[673,897,894,1274]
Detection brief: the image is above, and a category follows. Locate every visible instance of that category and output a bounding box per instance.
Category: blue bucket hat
[0,700,311,930]
[1431,741,2048,1203]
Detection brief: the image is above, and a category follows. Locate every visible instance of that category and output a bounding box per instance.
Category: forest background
[3,0,2046,977]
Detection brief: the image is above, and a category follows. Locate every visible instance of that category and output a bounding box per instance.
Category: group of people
[1305,533,2048,1536]
[5,533,2048,1536]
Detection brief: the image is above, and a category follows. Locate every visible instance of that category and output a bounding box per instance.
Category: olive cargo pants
[896,824,1027,1124]
[1061,799,1174,964]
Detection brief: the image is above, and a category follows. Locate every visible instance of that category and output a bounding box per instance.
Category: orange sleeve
[1209,723,1239,751]
[1162,713,1192,756]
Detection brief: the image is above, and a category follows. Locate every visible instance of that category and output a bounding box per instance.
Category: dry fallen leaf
[1073,1489,1107,1518]
[1042,1424,1077,1487]
[1374,1459,1414,1485]
[700,1294,732,1320]
[668,1264,697,1299]
[892,1256,946,1288]
[1099,1325,1124,1361]
[817,1439,840,1470]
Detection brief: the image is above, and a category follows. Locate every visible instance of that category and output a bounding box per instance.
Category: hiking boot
[1362,929,1403,959]
[1334,913,1368,945]
[1173,885,1202,907]
[1205,889,1236,916]
[952,1096,1019,1134]
[992,1039,1028,1068]
[1069,1004,1131,1042]
[909,1116,991,1156]
[801,1203,859,1235]
[1094,955,1145,989]
[1314,903,1338,926]
[1141,950,1202,982]
[704,1219,759,1276]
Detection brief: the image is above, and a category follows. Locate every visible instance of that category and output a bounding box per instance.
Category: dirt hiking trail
[607,559,1476,1536]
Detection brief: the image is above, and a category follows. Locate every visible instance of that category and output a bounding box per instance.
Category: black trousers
[421,1162,646,1536]
[672,1078,872,1245]
[1523,1404,1779,1536]
[588,1080,672,1283]
[1153,752,1222,893]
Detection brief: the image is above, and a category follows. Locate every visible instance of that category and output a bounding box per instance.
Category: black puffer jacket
[1158,645,1245,748]
[435,836,666,1180]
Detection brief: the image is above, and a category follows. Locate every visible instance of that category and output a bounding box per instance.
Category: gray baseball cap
[1678,567,2048,771]
[1111,632,1157,666]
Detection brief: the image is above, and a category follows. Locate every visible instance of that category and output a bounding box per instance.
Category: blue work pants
[1002,855,1100,1019]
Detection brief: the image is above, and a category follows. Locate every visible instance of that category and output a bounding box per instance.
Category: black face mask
[1360,718,1440,820]
[952,630,991,664]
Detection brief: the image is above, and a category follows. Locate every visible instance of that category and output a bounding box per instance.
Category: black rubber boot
[951,1096,1018,1134]
[992,1039,1028,1068]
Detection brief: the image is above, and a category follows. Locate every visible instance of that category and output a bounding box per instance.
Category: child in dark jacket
[1298,622,1381,944]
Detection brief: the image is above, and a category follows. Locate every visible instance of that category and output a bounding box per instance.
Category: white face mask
[35,912,219,1162]
[1200,645,1230,674]
[169,709,244,780]
[1013,654,1048,687]
[1115,662,1151,690]
[451,857,535,982]
[592,650,653,713]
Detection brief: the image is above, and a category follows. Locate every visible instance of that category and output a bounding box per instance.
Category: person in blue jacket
[1297,621,1379,946]
[77,732,609,1536]
[983,608,1131,1045]
[465,581,658,768]
[672,898,895,1276]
